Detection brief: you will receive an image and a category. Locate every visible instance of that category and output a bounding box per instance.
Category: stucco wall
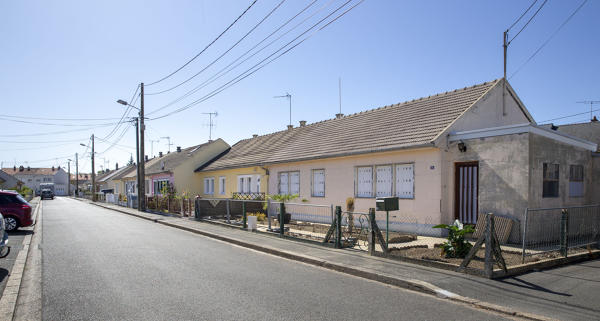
[552,121,600,146]
[172,139,230,196]
[195,166,268,198]
[448,80,531,133]
[442,133,530,243]
[266,148,443,233]
[528,133,595,208]
[593,155,600,203]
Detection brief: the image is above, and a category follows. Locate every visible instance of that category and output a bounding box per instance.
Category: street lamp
[117,97,145,212]
[67,159,72,196]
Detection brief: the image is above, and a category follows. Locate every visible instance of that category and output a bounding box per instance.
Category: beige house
[197,79,598,242]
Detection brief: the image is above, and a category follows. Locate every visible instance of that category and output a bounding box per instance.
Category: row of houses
[94,78,599,243]
[1,166,71,195]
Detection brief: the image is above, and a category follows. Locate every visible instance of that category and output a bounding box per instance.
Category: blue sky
[1,0,598,173]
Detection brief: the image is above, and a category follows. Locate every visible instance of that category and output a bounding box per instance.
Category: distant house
[145,139,230,197]
[2,166,69,196]
[196,79,598,242]
[0,170,23,190]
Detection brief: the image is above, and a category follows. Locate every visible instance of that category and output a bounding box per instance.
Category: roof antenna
[336,77,344,119]
[202,111,218,141]
[576,100,600,121]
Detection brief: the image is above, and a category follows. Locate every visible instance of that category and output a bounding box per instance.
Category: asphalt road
[42,197,508,321]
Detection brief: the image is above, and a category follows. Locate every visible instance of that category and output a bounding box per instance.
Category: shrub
[247,212,266,222]
[433,220,475,258]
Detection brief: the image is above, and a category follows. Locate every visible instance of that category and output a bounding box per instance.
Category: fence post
[279,203,285,237]
[181,198,184,216]
[226,199,231,223]
[560,209,569,258]
[368,208,376,255]
[194,197,200,219]
[267,199,272,231]
[242,201,247,229]
[484,213,494,278]
[521,208,528,264]
[335,206,342,249]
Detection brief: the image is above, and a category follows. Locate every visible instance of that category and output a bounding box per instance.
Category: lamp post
[118,94,145,212]
[67,159,72,196]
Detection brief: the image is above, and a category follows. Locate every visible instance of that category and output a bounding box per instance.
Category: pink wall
[150,173,174,195]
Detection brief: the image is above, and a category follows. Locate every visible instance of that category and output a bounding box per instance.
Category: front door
[454,162,479,224]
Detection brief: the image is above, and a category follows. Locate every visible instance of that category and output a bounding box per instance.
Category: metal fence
[522,204,600,259]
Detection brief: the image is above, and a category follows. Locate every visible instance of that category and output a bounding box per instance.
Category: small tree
[433,220,475,258]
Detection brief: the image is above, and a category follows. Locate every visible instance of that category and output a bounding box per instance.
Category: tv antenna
[202,111,218,141]
[161,136,173,153]
[150,139,160,157]
[576,100,600,121]
[274,92,292,126]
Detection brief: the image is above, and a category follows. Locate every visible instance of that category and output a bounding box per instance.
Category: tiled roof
[123,157,161,179]
[1,167,64,176]
[200,79,499,171]
[145,140,220,175]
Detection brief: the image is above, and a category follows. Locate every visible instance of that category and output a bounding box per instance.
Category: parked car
[0,190,33,232]
[41,189,54,200]
[0,212,10,258]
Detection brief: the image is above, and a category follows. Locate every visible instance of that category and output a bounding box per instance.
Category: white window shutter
[357,167,373,197]
[279,173,289,194]
[312,170,325,196]
[290,172,300,195]
[376,165,393,197]
[395,164,414,199]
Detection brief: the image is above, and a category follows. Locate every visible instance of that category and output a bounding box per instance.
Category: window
[355,163,415,198]
[395,163,414,199]
[43,177,51,182]
[375,165,393,197]
[356,167,373,197]
[154,179,169,195]
[569,165,584,197]
[237,175,259,194]
[312,169,325,197]
[543,163,559,198]
[219,177,226,195]
[145,180,149,194]
[279,171,300,195]
[204,177,215,195]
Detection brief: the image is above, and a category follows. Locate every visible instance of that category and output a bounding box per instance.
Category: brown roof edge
[193,147,232,172]
[198,142,437,173]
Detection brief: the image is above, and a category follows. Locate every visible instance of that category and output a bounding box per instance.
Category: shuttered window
[312,169,325,197]
[356,167,373,197]
[569,165,584,197]
[279,172,289,194]
[219,177,226,195]
[375,165,393,197]
[395,164,414,199]
[289,171,300,195]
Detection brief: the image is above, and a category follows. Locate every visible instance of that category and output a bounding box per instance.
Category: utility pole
[274,93,292,126]
[133,117,141,211]
[161,136,172,153]
[202,112,218,141]
[75,153,78,197]
[576,101,600,121]
[502,30,508,116]
[91,134,96,202]
[67,159,71,196]
[139,82,146,211]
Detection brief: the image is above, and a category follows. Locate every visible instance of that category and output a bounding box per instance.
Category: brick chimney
[177,146,181,152]
[115,163,119,170]
[287,125,293,130]
[252,134,258,138]
[299,120,306,127]
[159,152,163,157]
[145,155,148,162]
[335,113,344,119]
[52,166,55,171]
[19,165,24,172]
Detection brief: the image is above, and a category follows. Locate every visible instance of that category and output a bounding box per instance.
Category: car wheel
[4,217,19,232]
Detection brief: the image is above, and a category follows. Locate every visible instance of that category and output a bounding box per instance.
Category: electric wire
[150,0,363,120]
[510,0,589,79]
[145,0,258,86]
[146,0,330,116]
[146,0,287,96]
[0,117,118,127]
[538,106,599,124]
[0,114,123,121]
[508,0,548,44]
[0,138,87,144]
[507,0,538,31]
[100,84,139,141]
[0,123,115,137]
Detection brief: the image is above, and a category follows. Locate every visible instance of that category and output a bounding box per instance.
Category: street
[42,198,508,320]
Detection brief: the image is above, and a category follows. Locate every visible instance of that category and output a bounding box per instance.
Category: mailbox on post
[376,196,399,212]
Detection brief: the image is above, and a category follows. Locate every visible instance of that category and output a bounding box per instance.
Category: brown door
[454,162,479,224]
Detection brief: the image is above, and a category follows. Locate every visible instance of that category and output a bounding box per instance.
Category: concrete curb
[0,199,41,321]
[86,200,553,321]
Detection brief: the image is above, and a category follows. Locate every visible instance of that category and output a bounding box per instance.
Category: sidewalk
[84,199,599,321]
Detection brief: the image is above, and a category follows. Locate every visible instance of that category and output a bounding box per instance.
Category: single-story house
[195,78,598,242]
[0,170,24,190]
[145,139,230,197]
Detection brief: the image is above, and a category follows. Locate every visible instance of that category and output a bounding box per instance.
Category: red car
[0,190,33,232]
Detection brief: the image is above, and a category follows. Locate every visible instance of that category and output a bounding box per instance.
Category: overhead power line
[0,114,123,121]
[508,0,548,44]
[150,0,364,120]
[146,0,331,116]
[145,0,258,86]
[147,0,287,96]
[538,107,600,124]
[507,0,539,31]
[0,117,117,127]
[0,123,114,137]
[510,0,589,79]
[0,138,87,144]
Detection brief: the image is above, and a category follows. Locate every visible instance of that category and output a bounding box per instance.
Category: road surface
[42,197,507,320]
